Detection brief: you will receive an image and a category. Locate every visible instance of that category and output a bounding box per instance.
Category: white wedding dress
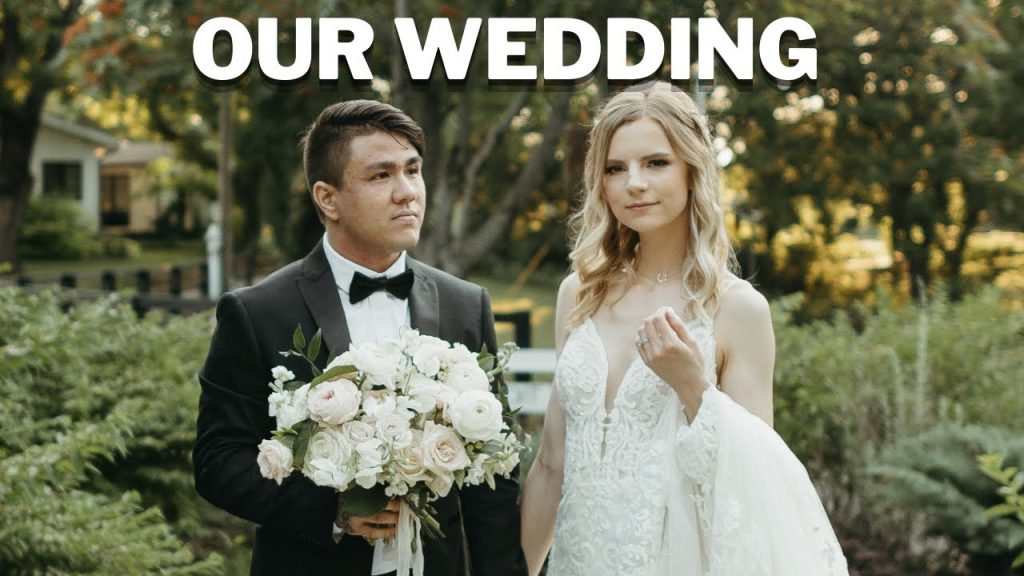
[547,315,849,576]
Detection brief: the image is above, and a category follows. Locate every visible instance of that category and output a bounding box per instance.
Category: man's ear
[312,181,341,222]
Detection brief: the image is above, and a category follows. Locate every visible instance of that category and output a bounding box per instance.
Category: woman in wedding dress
[520,82,849,576]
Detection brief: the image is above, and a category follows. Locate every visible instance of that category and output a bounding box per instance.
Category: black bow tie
[348,269,415,304]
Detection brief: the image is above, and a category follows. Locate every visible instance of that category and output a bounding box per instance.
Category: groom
[193,100,528,576]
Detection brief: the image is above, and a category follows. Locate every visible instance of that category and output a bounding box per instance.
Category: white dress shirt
[322,234,408,574]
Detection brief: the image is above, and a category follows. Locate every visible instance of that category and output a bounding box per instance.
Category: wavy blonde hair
[566,81,738,327]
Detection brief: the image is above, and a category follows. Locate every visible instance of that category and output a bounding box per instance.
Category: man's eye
[407,166,421,176]
[373,172,389,180]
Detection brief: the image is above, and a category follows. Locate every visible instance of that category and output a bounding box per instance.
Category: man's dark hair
[300,100,426,222]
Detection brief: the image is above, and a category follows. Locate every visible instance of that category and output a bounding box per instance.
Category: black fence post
[101,271,116,292]
[136,270,151,294]
[494,310,533,382]
[59,274,76,289]
[170,266,183,297]
[199,263,209,299]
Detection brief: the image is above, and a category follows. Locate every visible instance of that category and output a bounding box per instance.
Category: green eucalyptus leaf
[290,420,316,469]
[308,329,322,362]
[283,380,307,391]
[292,325,305,353]
[311,365,357,387]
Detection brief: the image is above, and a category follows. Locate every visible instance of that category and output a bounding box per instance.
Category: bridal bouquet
[256,326,526,575]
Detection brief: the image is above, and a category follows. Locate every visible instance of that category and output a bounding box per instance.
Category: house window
[101,174,131,227]
[42,161,83,199]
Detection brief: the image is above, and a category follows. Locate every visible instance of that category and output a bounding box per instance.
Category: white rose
[307,379,361,426]
[420,421,470,497]
[269,384,310,431]
[393,431,429,485]
[341,420,376,446]
[303,428,356,489]
[257,439,293,484]
[449,390,505,442]
[375,411,413,449]
[271,365,295,384]
[445,361,489,394]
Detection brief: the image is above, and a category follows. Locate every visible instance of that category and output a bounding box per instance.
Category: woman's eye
[649,158,669,167]
[605,165,624,175]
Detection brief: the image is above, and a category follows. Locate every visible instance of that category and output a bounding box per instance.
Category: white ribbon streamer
[395,499,424,576]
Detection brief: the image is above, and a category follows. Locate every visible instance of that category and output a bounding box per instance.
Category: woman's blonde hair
[566,81,738,327]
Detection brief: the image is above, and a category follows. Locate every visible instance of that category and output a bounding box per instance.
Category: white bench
[504,348,556,415]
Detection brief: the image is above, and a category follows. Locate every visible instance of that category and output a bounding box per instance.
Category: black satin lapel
[297,250,350,358]
[409,265,440,338]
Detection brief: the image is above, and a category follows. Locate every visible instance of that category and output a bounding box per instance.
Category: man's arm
[193,292,338,548]
[459,287,529,576]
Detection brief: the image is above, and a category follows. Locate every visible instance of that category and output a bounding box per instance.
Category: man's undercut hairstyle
[301,100,426,222]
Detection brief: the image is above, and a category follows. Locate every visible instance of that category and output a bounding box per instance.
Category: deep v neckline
[584,317,645,418]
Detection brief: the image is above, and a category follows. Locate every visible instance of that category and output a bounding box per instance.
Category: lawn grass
[470,267,564,349]
[20,239,205,288]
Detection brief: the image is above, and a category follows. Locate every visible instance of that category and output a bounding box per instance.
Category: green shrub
[978,453,1024,569]
[868,425,1024,574]
[100,235,143,259]
[0,287,244,574]
[16,196,102,260]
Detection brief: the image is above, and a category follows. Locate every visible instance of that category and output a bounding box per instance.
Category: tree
[0,1,84,272]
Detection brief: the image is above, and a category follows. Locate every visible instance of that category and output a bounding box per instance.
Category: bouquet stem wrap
[396,499,424,576]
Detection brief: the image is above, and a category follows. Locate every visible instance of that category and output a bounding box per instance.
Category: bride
[520,82,849,576]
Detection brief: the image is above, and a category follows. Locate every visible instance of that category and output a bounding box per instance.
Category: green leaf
[290,420,316,469]
[985,503,1019,518]
[308,329,322,363]
[1014,550,1024,569]
[292,325,306,353]
[477,352,495,371]
[311,365,357,387]
[340,485,389,516]
[283,380,307,391]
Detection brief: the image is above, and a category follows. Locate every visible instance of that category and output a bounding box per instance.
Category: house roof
[102,140,173,166]
[41,114,119,148]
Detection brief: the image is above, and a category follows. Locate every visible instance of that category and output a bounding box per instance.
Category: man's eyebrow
[365,155,422,171]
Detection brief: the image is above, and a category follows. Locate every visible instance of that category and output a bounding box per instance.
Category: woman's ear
[312,181,340,222]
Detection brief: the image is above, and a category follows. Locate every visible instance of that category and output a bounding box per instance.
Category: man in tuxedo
[193,100,528,576]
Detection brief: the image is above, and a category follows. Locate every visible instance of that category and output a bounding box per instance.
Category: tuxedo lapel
[296,242,351,357]
[407,258,440,338]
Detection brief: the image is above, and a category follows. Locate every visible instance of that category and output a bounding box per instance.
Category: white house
[30,114,119,230]
[30,115,175,233]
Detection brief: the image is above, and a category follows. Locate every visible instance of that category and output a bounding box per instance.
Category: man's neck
[325,233,402,273]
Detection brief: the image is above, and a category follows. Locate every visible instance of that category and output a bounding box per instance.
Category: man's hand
[335,496,400,540]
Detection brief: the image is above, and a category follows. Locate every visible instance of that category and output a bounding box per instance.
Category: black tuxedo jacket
[193,243,528,576]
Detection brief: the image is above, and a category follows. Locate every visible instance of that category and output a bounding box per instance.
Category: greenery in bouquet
[256,325,529,537]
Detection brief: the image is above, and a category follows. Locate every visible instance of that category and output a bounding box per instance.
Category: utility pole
[217,91,234,294]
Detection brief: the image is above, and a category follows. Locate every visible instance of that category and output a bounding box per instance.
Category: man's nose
[393,173,419,203]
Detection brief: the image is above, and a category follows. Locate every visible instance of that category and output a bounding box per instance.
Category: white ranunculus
[307,379,361,426]
[269,384,310,431]
[340,420,376,446]
[420,421,470,497]
[449,390,505,442]
[441,343,476,367]
[445,361,489,394]
[271,365,295,384]
[302,428,355,489]
[257,439,293,484]
[375,411,413,449]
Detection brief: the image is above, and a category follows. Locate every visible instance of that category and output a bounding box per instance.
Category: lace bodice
[547,315,849,576]
[548,316,716,575]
